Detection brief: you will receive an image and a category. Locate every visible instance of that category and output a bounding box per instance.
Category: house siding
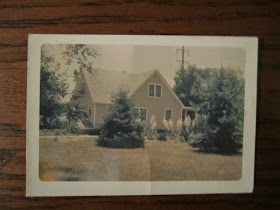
[74,70,185,129]
[130,72,183,129]
[95,103,108,128]
[73,71,95,127]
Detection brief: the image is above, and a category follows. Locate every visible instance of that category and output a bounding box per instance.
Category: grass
[39,135,242,181]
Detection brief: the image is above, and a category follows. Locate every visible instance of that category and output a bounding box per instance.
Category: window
[149,84,154,97]
[156,85,161,97]
[81,82,86,93]
[134,107,148,121]
[165,109,172,121]
[148,84,162,98]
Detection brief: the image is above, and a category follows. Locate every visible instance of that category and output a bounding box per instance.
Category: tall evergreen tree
[173,65,245,154]
[97,89,145,148]
[204,68,245,153]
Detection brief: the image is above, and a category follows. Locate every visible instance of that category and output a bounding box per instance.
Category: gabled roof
[82,68,185,108]
[83,68,155,104]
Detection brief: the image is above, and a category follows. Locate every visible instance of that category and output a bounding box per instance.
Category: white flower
[184,115,191,128]
[135,117,141,123]
[150,115,156,126]
[177,118,183,132]
[192,118,196,126]
[150,115,157,131]
[151,121,157,131]
[163,118,169,130]
[168,119,174,130]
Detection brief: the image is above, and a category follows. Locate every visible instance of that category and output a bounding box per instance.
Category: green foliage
[156,129,177,141]
[97,89,145,148]
[180,124,189,141]
[158,131,167,141]
[65,94,87,123]
[40,44,98,130]
[177,135,186,142]
[145,129,158,140]
[64,44,99,76]
[174,65,244,154]
[40,46,68,129]
[145,115,158,140]
[173,65,213,108]
[166,130,177,140]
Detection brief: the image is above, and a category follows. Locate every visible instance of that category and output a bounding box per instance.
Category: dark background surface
[0,0,279,209]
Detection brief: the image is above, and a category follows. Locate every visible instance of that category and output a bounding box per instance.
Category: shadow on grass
[95,137,145,149]
[95,143,145,150]
[190,142,243,156]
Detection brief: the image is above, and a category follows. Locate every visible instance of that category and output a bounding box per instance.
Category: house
[73,68,195,129]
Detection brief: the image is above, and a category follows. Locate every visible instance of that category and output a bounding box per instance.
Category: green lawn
[39,136,242,181]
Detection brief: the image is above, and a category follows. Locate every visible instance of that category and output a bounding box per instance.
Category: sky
[43,44,245,99]
[93,45,245,86]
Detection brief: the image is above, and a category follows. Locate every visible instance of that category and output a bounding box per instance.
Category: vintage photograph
[39,43,245,182]
[26,35,257,196]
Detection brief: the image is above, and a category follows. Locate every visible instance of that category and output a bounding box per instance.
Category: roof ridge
[84,68,156,76]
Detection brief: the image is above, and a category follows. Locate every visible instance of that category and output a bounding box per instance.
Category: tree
[173,65,245,154]
[63,44,98,81]
[97,89,145,148]
[40,46,68,129]
[203,68,244,153]
[173,65,213,113]
[40,44,98,129]
[65,93,88,132]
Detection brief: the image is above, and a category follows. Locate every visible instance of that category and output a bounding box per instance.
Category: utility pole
[176,46,189,69]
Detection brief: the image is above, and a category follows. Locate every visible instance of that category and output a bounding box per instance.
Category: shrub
[158,131,167,141]
[177,135,186,142]
[70,126,78,134]
[174,66,244,154]
[97,127,144,148]
[180,124,189,141]
[190,69,244,154]
[176,118,183,134]
[97,89,145,148]
[146,130,158,140]
[162,119,180,140]
[145,115,158,140]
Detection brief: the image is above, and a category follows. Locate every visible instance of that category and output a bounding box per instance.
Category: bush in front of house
[158,116,193,142]
[158,131,168,141]
[145,115,158,140]
[97,89,145,148]
[179,115,192,141]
